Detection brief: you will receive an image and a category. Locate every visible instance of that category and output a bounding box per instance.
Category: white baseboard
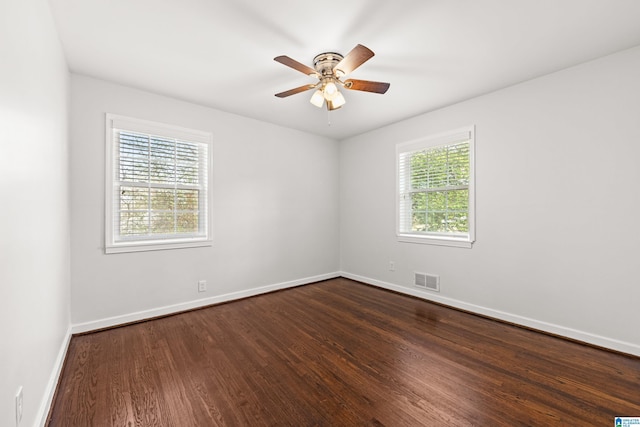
[36,326,72,427]
[341,271,640,357]
[71,272,340,334]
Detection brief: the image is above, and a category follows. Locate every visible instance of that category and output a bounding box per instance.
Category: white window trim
[396,126,475,248]
[105,114,213,254]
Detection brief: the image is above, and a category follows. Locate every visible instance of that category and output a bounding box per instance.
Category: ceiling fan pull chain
[327,109,331,126]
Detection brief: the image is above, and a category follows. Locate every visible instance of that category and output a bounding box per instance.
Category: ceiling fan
[274,44,390,111]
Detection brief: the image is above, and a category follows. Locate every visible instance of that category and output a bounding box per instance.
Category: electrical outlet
[198,280,207,292]
[16,386,23,426]
[389,261,396,271]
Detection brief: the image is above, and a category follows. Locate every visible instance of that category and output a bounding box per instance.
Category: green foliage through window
[399,140,470,236]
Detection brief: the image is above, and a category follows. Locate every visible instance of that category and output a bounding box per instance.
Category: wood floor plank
[48,278,640,426]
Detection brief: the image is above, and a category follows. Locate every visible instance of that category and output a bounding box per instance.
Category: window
[105,114,212,253]
[397,126,475,248]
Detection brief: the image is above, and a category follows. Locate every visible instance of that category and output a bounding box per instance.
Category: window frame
[396,126,475,248]
[105,114,213,254]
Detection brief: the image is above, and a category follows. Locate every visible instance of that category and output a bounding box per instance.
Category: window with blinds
[105,114,212,253]
[397,127,475,248]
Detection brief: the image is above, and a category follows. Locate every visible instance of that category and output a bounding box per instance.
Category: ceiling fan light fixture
[332,91,346,108]
[326,100,339,111]
[323,81,339,101]
[310,89,324,108]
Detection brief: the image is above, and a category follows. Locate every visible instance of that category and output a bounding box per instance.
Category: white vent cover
[414,272,440,292]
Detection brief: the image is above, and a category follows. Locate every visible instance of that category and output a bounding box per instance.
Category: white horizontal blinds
[114,129,208,242]
[399,133,470,237]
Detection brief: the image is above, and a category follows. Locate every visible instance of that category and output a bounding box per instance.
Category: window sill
[105,238,212,254]
[397,233,473,248]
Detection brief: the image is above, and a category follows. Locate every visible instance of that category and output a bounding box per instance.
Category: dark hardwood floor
[48,278,640,426]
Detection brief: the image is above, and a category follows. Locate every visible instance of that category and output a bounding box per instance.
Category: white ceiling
[49,0,640,140]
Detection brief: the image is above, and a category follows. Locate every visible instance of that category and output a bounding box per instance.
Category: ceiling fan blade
[275,84,317,98]
[344,79,390,94]
[333,44,374,76]
[274,55,318,76]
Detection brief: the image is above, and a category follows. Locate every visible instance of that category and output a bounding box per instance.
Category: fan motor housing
[313,52,344,76]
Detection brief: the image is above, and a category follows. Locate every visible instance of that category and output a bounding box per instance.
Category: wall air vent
[414,272,440,292]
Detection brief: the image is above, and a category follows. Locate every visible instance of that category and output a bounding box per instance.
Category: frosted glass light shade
[310,89,324,108]
[332,91,346,108]
[323,82,338,100]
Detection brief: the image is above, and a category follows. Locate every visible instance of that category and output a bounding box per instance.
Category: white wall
[340,46,640,355]
[0,0,71,426]
[69,75,340,327]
